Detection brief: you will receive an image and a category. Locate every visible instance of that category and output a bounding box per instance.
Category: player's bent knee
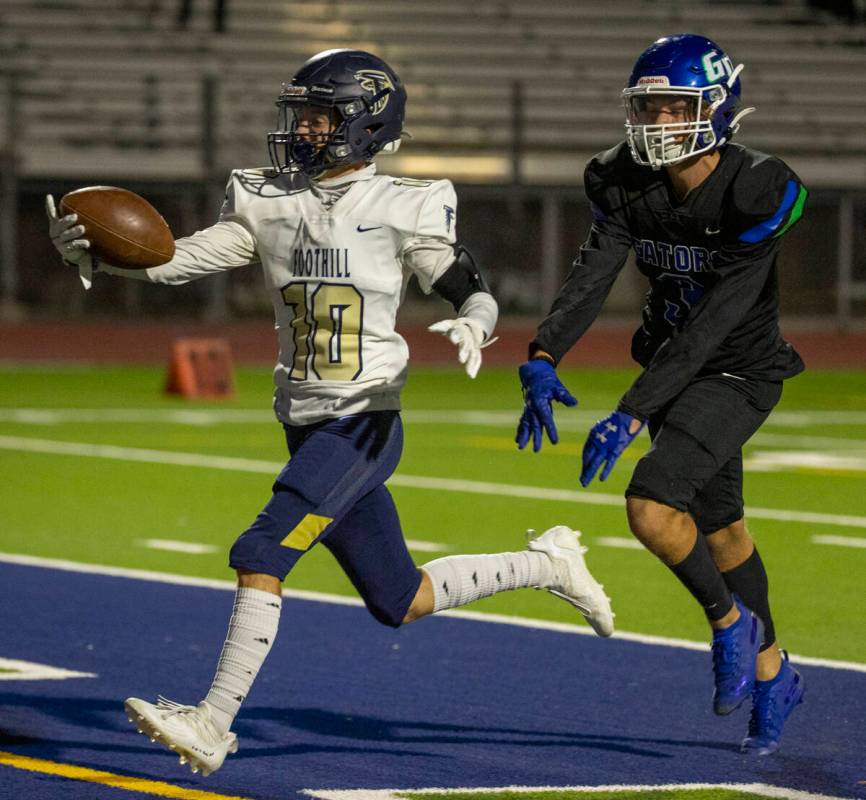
[626,495,682,541]
[363,571,428,628]
[401,596,426,625]
[705,519,754,569]
[229,528,303,582]
[366,602,407,629]
[705,518,747,541]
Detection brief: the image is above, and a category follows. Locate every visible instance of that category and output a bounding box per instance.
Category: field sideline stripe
[2,435,866,530]
[300,782,856,800]
[0,751,252,800]
[1,551,864,674]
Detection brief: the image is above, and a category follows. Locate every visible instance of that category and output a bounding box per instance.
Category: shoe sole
[715,696,750,716]
[529,529,614,637]
[124,700,238,776]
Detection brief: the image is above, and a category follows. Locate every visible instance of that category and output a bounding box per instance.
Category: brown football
[60,186,175,268]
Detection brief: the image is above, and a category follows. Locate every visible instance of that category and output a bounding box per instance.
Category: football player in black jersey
[516,34,806,755]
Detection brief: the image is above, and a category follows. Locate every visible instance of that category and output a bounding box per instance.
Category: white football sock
[202,587,282,734]
[422,550,555,613]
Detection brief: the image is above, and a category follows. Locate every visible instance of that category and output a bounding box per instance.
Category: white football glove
[427,317,490,379]
[46,194,95,289]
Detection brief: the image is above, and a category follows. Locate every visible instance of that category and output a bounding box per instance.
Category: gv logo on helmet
[354,70,394,115]
[702,50,734,83]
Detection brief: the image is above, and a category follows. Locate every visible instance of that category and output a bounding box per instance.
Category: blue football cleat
[741,653,805,756]
[711,595,764,715]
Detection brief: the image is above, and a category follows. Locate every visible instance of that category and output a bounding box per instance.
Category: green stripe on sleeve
[773,185,808,239]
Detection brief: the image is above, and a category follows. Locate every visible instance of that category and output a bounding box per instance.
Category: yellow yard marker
[0,751,252,800]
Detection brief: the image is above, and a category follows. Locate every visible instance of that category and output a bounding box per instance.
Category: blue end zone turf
[0,561,863,799]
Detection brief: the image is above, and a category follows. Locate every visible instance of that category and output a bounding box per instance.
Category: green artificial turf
[1,364,864,662]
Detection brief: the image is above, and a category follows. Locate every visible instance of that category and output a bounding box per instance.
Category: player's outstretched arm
[515,357,578,453]
[45,194,96,289]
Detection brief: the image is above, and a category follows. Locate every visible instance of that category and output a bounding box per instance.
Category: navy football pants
[229,411,422,627]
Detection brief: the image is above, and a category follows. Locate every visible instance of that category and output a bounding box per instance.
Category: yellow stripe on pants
[280,512,333,550]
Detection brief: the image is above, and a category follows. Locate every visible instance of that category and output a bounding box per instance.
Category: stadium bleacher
[1,0,865,185]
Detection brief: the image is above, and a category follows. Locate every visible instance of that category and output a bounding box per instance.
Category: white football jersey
[118,164,460,425]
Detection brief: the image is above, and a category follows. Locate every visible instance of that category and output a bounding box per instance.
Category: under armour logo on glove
[580,410,645,487]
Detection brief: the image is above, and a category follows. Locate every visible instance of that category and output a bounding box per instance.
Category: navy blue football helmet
[267,49,407,177]
[622,34,755,169]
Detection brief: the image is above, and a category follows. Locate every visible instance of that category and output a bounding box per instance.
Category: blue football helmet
[622,34,755,169]
[267,49,407,177]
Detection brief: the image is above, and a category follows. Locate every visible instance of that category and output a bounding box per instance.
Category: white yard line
[0,408,274,426]
[596,536,646,550]
[392,475,866,529]
[0,551,863,675]
[404,539,450,552]
[3,435,866,531]
[812,534,866,549]
[746,451,866,472]
[301,782,858,800]
[3,407,866,431]
[137,538,220,554]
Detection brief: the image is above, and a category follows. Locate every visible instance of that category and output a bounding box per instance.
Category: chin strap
[719,62,755,145]
[721,106,757,145]
[730,106,756,132]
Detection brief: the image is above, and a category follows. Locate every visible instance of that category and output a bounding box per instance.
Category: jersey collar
[313,163,377,189]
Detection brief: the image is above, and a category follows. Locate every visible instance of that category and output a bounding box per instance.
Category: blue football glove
[580,410,645,487]
[515,359,578,452]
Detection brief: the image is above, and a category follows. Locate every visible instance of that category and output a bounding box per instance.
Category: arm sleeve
[457,291,498,341]
[617,238,778,420]
[532,162,632,364]
[400,180,458,293]
[101,221,257,285]
[99,173,258,285]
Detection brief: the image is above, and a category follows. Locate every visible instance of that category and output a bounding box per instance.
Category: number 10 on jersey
[281,282,364,381]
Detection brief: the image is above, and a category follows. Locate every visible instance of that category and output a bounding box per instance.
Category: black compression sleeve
[431,246,489,312]
[669,535,734,622]
[532,222,630,363]
[721,548,775,651]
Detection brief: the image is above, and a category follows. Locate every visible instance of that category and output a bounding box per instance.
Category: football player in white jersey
[47,49,615,777]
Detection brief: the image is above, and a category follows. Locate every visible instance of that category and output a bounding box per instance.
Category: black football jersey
[532,142,806,421]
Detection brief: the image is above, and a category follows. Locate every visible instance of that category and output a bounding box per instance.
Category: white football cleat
[124,696,238,777]
[528,525,615,637]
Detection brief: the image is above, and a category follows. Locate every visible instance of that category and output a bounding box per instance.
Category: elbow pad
[432,245,491,312]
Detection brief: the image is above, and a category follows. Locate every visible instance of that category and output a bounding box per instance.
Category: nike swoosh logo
[705,227,721,235]
[356,225,382,233]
